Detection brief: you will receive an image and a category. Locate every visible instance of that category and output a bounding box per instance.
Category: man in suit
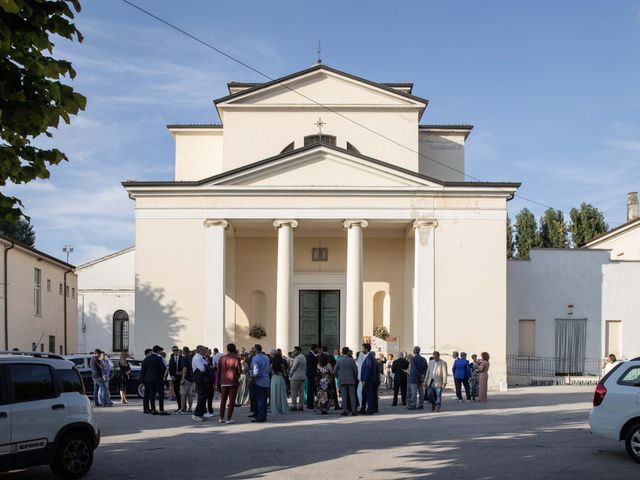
[140,348,153,413]
[305,344,319,409]
[391,352,409,406]
[359,343,377,415]
[334,346,358,416]
[425,351,448,412]
[168,346,183,412]
[407,346,428,410]
[142,345,169,415]
[452,351,471,402]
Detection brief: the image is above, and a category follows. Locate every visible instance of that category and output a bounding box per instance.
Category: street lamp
[63,245,74,263]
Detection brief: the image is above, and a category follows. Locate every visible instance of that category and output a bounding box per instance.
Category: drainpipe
[4,241,15,350]
[63,268,73,355]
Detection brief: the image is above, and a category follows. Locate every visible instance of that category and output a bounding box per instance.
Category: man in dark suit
[305,344,319,409]
[391,352,409,406]
[168,346,183,412]
[142,345,169,415]
[359,343,377,415]
[334,347,358,416]
[140,348,152,413]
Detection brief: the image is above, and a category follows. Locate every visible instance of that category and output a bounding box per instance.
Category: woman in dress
[235,355,250,407]
[477,352,490,402]
[118,352,130,404]
[270,350,290,414]
[315,353,335,414]
[469,354,480,401]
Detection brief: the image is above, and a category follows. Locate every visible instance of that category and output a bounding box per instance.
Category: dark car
[65,354,144,398]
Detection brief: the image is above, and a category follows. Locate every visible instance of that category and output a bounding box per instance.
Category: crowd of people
[89,343,492,423]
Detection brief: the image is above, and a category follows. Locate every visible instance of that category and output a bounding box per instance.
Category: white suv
[0,351,100,478]
[589,357,640,463]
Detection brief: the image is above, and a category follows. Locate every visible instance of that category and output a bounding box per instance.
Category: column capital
[412,219,438,230]
[203,219,230,229]
[343,219,368,230]
[273,219,298,230]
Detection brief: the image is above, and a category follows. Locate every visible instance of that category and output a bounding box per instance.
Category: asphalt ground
[3,385,638,479]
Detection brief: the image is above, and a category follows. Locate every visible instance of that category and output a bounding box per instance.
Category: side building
[0,235,77,353]
[507,193,640,384]
[75,247,134,355]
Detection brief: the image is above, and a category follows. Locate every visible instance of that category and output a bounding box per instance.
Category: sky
[6,0,640,265]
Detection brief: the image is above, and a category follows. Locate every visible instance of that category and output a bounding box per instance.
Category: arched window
[304,134,336,146]
[112,310,129,352]
[373,291,386,329]
[250,290,267,326]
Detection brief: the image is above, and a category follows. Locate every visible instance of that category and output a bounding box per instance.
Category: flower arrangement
[249,323,267,339]
[373,325,390,340]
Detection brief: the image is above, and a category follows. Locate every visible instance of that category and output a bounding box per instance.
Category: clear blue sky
[8,0,640,264]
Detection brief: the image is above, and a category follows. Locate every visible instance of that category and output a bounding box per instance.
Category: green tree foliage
[0,216,35,246]
[0,0,86,222]
[514,208,539,258]
[539,208,568,248]
[570,203,608,247]
[506,214,514,258]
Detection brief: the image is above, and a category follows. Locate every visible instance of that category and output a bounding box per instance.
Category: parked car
[64,354,143,399]
[0,351,100,479]
[589,356,640,463]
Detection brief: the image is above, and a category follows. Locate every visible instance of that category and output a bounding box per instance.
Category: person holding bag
[425,351,448,412]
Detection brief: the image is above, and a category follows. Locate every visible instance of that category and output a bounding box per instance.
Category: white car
[589,357,640,463]
[0,351,100,479]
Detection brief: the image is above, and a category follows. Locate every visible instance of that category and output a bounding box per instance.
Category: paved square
[4,386,638,479]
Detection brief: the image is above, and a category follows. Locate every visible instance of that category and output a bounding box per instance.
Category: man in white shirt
[191,346,208,422]
[425,351,448,412]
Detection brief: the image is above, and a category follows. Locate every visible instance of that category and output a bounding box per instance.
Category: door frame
[293,272,346,349]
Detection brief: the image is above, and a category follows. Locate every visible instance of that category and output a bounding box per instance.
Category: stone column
[273,219,298,351]
[344,219,368,351]
[203,219,229,350]
[413,219,437,352]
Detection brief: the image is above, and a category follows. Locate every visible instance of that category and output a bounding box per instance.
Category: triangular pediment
[216,65,427,109]
[202,145,443,189]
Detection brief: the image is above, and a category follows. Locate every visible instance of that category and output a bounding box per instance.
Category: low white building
[75,247,134,354]
[507,194,640,384]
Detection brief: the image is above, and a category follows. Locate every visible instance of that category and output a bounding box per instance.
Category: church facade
[123,64,519,389]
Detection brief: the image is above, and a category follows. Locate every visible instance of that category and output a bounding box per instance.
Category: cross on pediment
[314,117,326,138]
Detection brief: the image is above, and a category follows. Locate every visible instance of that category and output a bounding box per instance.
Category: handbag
[426,383,437,403]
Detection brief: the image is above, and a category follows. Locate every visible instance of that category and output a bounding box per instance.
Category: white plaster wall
[418,131,465,181]
[588,225,640,261]
[221,109,420,173]
[507,249,611,361]
[602,261,640,360]
[76,248,135,354]
[174,130,223,181]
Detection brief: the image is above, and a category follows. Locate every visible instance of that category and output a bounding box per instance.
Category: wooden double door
[299,290,340,354]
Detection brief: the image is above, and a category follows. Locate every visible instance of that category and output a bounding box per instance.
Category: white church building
[118,64,519,388]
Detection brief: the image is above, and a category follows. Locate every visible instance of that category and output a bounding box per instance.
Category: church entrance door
[299,290,340,354]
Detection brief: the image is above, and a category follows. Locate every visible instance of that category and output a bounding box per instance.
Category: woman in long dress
[469,354,480,401]
[270,351,290,414]
[118,352,130,404]
[235,356,250,406]
[315,354,335,414]
[477,352,490,402]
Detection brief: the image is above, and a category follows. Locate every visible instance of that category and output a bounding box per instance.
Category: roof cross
[314,117,326,139]
[316,40,322,64]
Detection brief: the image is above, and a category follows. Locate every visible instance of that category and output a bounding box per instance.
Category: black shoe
[151,411,159,415]
[143,409,152,414]
[158,411,170,416]
[391,403,397,407]
[351,412,358,416]
[401,403,407,406]
[251,419,266,423]
[340,411,349,416]
[248,414,257,418]
[416,406,424,410]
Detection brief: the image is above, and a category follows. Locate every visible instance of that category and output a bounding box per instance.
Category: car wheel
[625,423,640,463]
[137,382,145,399]
[50,432,94,479]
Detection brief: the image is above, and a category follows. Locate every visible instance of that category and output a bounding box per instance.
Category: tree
[0,0,86,222]
[506,214,514,258]
[570,203,608,247]
[514,208,539,258]
[539,208,568,248]
[0,216,35,246]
